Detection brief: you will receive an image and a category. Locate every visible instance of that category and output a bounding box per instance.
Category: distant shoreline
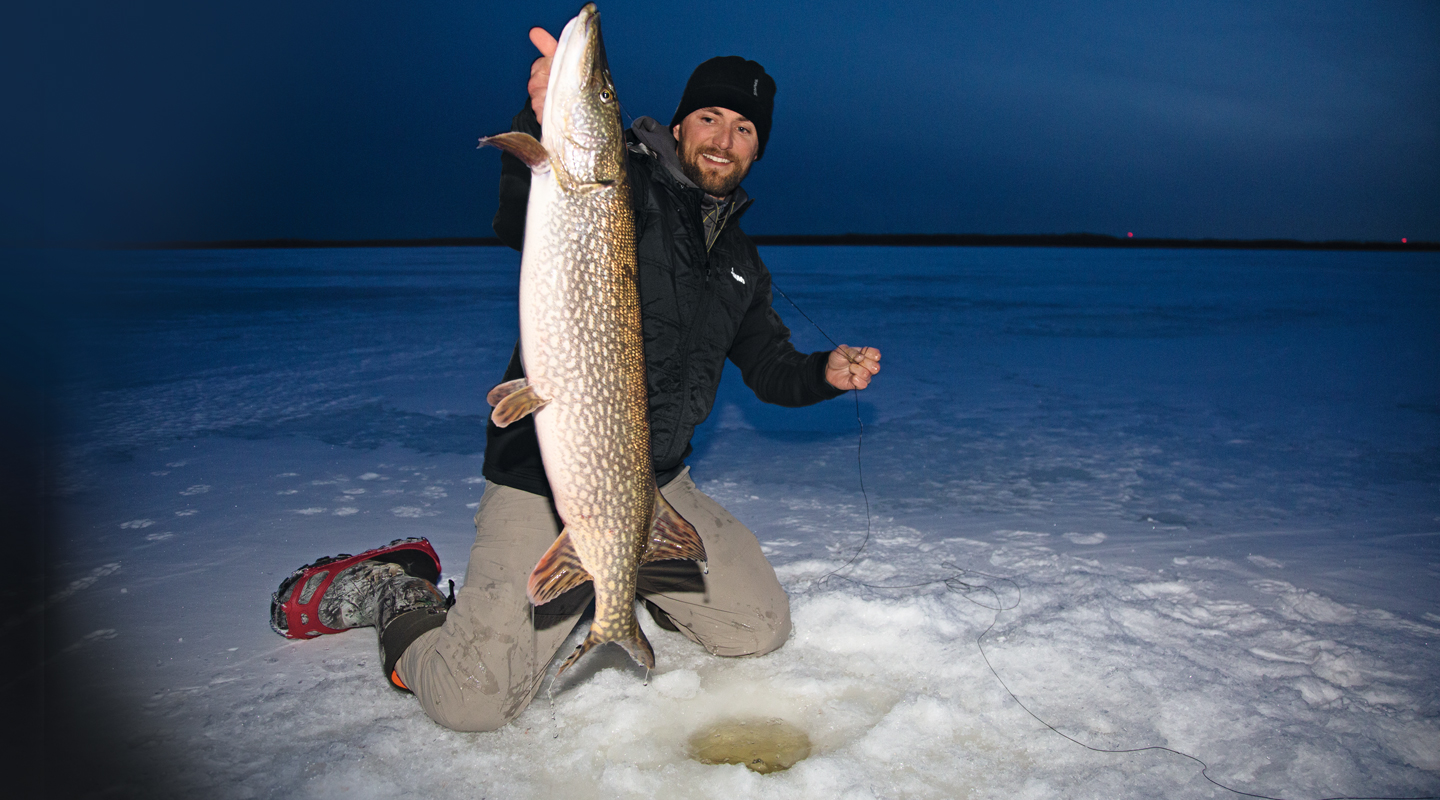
[65,233,1439,252]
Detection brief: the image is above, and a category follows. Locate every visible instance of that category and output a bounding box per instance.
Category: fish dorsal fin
[642,493,707,564]
[478,132,551,173]
[488,378,549,428]
[527,530,593,606]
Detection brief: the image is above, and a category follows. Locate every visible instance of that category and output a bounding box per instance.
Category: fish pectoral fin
[478,132,551,173]
[641,493,708,564]
[486,377,529,407]
[488,380,549,428]
[527,530,593,606]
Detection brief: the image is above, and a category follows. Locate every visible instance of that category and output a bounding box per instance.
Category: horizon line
[17,232,1437,252]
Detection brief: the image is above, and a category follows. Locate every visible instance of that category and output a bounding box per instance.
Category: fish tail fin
[617,625,656,670]
[642,492,707,566]
[557,624,654,677]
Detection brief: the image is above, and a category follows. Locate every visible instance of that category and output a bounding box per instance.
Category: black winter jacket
[481,105,843,497]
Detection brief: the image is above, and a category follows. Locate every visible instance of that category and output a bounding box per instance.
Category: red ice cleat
[270,537,441,639]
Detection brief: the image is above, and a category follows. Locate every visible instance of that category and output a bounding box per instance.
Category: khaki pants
[395,467,792,732]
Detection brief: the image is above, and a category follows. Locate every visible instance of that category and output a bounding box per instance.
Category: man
[269,25,881,733]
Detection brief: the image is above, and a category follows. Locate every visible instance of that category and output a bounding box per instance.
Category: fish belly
[519,171,653,661]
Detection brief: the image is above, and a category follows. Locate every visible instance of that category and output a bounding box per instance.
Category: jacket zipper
[660,192,717,469]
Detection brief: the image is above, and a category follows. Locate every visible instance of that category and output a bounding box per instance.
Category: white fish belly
[517,169,653,613]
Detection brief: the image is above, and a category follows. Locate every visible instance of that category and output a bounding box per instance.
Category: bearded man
[267,27,880,733]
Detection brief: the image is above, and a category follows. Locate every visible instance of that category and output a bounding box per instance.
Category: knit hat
[669,56,776,158]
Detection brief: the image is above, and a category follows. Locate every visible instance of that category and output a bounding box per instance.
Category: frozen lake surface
[47,245,1440,798]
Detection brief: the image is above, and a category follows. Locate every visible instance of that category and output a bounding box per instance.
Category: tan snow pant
[394,467,792,732]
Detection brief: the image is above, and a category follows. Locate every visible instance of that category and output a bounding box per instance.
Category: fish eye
[600,88,614,103]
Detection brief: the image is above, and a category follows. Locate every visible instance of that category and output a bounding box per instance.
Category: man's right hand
[528,27,558,125]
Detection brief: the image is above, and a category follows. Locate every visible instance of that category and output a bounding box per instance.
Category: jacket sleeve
[727,257,847,407]
[491,102,543,251]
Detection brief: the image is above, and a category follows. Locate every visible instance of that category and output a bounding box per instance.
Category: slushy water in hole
[687,717,812,774]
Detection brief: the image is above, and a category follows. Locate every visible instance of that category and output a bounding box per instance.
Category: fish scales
[481,3,705,675]
[526,165,650,650]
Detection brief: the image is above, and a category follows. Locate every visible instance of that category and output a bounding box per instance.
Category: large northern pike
[480,3,706,675]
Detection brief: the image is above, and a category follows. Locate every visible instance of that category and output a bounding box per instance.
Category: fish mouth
[547,4,599,115]
[546,4,615,157]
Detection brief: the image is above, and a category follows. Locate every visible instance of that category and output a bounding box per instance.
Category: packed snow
[49,245,1439,798]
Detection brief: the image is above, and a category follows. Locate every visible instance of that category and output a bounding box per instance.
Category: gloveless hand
[528,27,557,125]
[825,345,882,391]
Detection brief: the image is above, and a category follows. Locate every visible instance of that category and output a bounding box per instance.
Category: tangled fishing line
[772,281,1438,800]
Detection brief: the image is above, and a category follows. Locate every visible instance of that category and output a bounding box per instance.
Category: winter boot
[271,537,442,637]
[376,573,451,692]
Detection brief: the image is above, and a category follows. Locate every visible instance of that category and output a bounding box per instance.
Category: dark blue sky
[16,0,1439,243]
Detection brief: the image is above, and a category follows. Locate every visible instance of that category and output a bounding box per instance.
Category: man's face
[671,106,759,198]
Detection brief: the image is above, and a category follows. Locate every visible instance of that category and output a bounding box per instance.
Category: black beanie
[669,56,776,158]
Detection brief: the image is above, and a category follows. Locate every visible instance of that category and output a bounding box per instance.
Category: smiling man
[269,30,880,734]
[672,104,757,198]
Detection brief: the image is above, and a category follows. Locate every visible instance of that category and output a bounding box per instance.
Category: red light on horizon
[1127,232,1134,238]
[1402,237,1408,243]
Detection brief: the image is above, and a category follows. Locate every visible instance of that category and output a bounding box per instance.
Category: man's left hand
[825,345,881,391]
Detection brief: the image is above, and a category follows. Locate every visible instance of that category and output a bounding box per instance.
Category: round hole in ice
[687,717,812,774]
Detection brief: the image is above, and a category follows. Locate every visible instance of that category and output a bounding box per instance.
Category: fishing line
[770,281,1438,800]
[769,281,874,581]
[535,604,563,739]
[970,585,1439,800]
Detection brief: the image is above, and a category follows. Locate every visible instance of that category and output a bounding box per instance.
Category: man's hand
[528,27,557,125]
[825,345,881,391]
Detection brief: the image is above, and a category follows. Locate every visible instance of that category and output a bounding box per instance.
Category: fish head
[543,3,625,187]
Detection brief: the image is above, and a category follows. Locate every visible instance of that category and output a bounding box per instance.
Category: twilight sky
[16,0,1440,243]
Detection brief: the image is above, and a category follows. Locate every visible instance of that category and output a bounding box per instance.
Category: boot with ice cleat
[270,537,442,638]
[271,536,452,691]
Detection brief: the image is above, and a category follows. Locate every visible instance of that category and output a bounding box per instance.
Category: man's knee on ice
[746,600,792,657]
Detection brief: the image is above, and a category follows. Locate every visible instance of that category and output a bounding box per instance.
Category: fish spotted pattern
[481,3,706,675]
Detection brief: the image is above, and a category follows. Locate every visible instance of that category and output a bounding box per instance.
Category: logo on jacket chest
[729,267,745,284]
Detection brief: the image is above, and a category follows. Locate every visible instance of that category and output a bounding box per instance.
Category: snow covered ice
[47,245,1439,798]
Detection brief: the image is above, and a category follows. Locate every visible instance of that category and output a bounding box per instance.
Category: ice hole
[687,717,812,774]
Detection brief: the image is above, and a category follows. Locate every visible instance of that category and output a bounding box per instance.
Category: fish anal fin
[527,530,592,606]
[478,132,550,172]
[642,493,707,564]
[489,380,549,428]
